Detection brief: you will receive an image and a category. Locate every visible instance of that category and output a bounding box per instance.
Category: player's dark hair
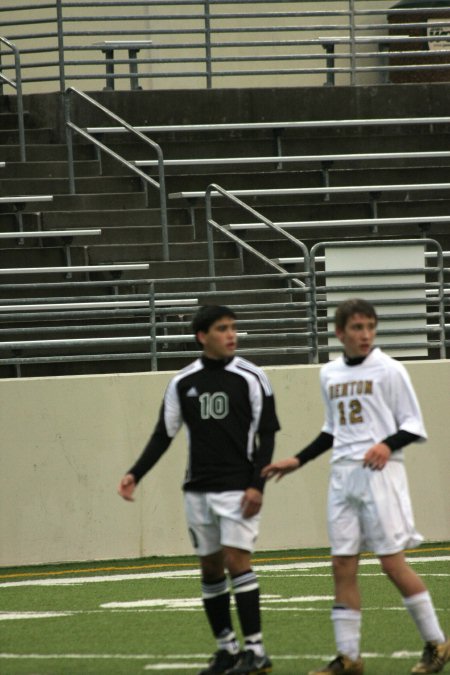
[192,305,236,345]
[335,298,378,330]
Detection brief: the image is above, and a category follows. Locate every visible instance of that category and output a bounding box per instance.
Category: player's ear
[335,327,344,343]
[197,330,206,346]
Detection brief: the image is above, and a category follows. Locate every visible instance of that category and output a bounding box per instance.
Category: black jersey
[129,355,280,492]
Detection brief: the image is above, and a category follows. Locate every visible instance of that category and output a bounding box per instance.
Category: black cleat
[197,649,240,675]
[226,649,273,674]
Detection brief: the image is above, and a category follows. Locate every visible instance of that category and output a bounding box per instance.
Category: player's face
[197,316,237,359]
[336,312,377,358]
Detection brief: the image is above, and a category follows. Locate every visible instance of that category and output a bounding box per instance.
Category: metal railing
[1,2,450,92]
[64,86,170,260]
[0,251,447,376]
[0,36,26,160]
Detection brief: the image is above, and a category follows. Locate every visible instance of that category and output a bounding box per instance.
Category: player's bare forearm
[363,442,391,470]
[118,473,137,501]
[241,487,263,518]
[261,457,301,482]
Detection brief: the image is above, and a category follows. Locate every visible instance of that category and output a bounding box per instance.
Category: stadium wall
[1,360,449,567]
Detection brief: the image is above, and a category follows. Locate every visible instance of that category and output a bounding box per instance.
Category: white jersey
[320,347,427,463]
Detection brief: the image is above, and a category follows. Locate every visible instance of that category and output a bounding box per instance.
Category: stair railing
[64,86,170,260]
[0,36,26,161]
[204,183,316,362]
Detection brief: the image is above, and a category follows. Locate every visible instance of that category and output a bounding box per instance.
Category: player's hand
[363,443,391,471]
[241,488,263,518]
[261,457,300,482]
[118,473,137,501]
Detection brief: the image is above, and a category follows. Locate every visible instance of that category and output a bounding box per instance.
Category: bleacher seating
[1,88,449,376]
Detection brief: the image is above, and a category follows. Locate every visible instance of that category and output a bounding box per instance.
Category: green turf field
[1,545,449,674]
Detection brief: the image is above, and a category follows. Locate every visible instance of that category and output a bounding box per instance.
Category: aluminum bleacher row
[1,110,450,376]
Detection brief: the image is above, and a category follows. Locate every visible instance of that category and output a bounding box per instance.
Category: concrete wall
[1,360,449,567]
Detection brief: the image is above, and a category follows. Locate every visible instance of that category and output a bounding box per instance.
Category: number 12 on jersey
[338,399,363,425]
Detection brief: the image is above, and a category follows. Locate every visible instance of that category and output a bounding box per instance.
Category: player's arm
[261,431,333,481]
[363,430,420,471]
[244,381,280,517]
[242,431,279,517]
[117,403,174,501]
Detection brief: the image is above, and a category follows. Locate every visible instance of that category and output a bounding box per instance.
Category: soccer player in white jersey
[118,305,280,675]
[262,298,449,675]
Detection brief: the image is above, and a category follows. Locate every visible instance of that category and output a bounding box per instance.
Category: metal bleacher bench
[0,195,54,231]
[0,298,199,312]
[86,115,450,137]
[0,230,101,240]
[0,229,102,268]
[91,41,152,91]
[168,182,450,205]
[229,215,450,232]
[0,195,53,206]
[135,150,450,170]
[0,264,149,276]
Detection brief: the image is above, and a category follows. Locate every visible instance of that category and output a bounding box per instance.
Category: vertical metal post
[0,49,3,96]
[349,0,357,86]
[156,151,170,261]
[204,0,213,89]
[64,91,76,194]
[102,47,115,91]
[13,47,26,162]
[149,281,158,371]
[128,48,142,90]
[205,187,217,292]
[322,42,336,86]
[435,243,446,359]
[56,0,66,93]
[308,247,319,364]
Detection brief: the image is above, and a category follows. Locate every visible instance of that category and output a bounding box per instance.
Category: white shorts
[184,491,261,557]
[328,461,423,556]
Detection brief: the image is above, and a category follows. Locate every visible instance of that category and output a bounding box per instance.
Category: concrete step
[0,208,191,229]
[0,225,193,248]
[2,160,100,179]
[0,144,95,162]
[81,241,237,264]
[102,132,450,167]
[164,169,323,193]
[0,127,55,145]
[0,111,32,129]
[0,257,242,284]
[3,192,149,212]
[0,240,236,266]
[0,175,143,195]
[40,207,190,228]
[83,224,194,245]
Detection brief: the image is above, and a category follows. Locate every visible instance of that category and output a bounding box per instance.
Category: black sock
[202,576,236,648]
[231,569,262,644]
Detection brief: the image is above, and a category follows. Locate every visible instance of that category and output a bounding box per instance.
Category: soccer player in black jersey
[118,305,280,675]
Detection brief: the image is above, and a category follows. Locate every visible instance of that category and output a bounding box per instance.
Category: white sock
[217,630,240,655]
[403,591,445,644]
[331,606,361,661]
[244,633,265,658]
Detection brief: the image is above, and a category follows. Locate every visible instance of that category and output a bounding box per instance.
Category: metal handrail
[204,182,317,361]
[64,86,170,260]
[204,183,310,287]
[0,36,26,161]
[0,263,447,374]
[3,2,450,91]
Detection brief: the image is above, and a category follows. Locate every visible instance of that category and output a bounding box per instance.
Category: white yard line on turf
[1,556,448,588]
[0,651,423,660]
